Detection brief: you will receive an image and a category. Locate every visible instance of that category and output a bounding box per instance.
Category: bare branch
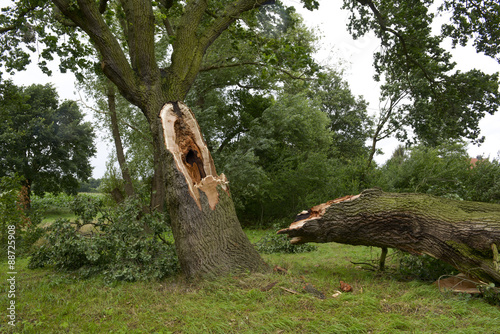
[157,0,176,36]
[199,0,273,50]
[162,17,175,37]
[117,0,160,88]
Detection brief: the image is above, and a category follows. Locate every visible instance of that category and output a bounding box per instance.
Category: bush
[396,252,458,282]
[254,230,317,254]
[29,195,179,281]
[0,174,44,256]
[380,142,471,197]
[31,192,75,214]
[462,157,500,204]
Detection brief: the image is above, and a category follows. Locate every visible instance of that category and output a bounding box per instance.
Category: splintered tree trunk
[158,101,267,278]
[278,188,500,284]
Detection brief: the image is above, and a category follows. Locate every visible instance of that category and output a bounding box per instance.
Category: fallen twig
[280,287,299,295]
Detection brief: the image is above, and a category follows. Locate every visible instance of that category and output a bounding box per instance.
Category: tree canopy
[1,0,498,153]
[343,0,500,145]
[0,81,96,201]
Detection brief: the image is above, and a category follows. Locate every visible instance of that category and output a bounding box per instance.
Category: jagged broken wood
[278,188,500,284]
[160,102,229,210]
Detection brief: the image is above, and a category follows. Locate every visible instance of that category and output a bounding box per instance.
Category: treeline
[77,178,102,193]
[67,139,500,230]
[221,139,500,226]
[98,109,500,228]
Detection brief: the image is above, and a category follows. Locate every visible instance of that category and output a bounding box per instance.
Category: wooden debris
[260,281,278,292]
[433,274,484,294]
[332,290,342,298]
[280,287,299,295]
[340,281,353,292]
[273,265,288,275]
[278,188,500,285]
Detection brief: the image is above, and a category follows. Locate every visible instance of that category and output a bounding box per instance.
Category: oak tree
[343,0,500,145]
[0,81,96,207]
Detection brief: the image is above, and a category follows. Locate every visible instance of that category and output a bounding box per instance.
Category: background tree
[440,0,500,63]
[379,141,471,197]
[0,81,96,207]
[305,69,371,161]
[77,177,102,193]
[343,0,500,146]
[217,92,334,223]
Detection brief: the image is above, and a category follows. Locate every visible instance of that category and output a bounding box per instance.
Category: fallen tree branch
[280,287,299,295]
[278,188,500,284]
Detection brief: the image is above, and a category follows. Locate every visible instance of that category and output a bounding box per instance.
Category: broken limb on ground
[278,189,500,285]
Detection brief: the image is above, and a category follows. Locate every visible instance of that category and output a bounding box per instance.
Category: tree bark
[106,81,136,199]
[278,188,500,284]
[158,102,268,278]
[20,179,32,211]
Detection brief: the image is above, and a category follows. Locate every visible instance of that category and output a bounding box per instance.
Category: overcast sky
[3,0,499,178]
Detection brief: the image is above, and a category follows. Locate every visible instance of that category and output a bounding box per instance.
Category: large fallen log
[277,188,500,284]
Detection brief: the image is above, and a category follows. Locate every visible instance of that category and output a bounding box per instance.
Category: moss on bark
[279,188,500,284]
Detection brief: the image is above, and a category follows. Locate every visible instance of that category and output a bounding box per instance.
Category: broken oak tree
[159,102,267,278]
[278,188,500,284]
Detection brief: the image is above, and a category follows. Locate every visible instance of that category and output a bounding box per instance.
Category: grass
[40,212,78,226]
[2,232,500,334]
[32,192,104,225]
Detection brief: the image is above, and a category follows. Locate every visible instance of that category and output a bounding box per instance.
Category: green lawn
[1,232,500,333]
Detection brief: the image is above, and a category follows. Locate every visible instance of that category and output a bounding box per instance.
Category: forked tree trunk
[278,188,500,284]
[157,101,268,278]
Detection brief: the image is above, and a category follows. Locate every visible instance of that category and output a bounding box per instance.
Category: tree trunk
[278,188,500,284]
[157,101,268,278]
[50,0,276,279]
[106,81,136,199]
[20,179,32,211]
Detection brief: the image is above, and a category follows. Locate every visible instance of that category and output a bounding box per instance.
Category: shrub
[462,157,500,204]
[31,192,75,215]
[29,195,179,281]
[254,230,317,254]
[396,252,458,282]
